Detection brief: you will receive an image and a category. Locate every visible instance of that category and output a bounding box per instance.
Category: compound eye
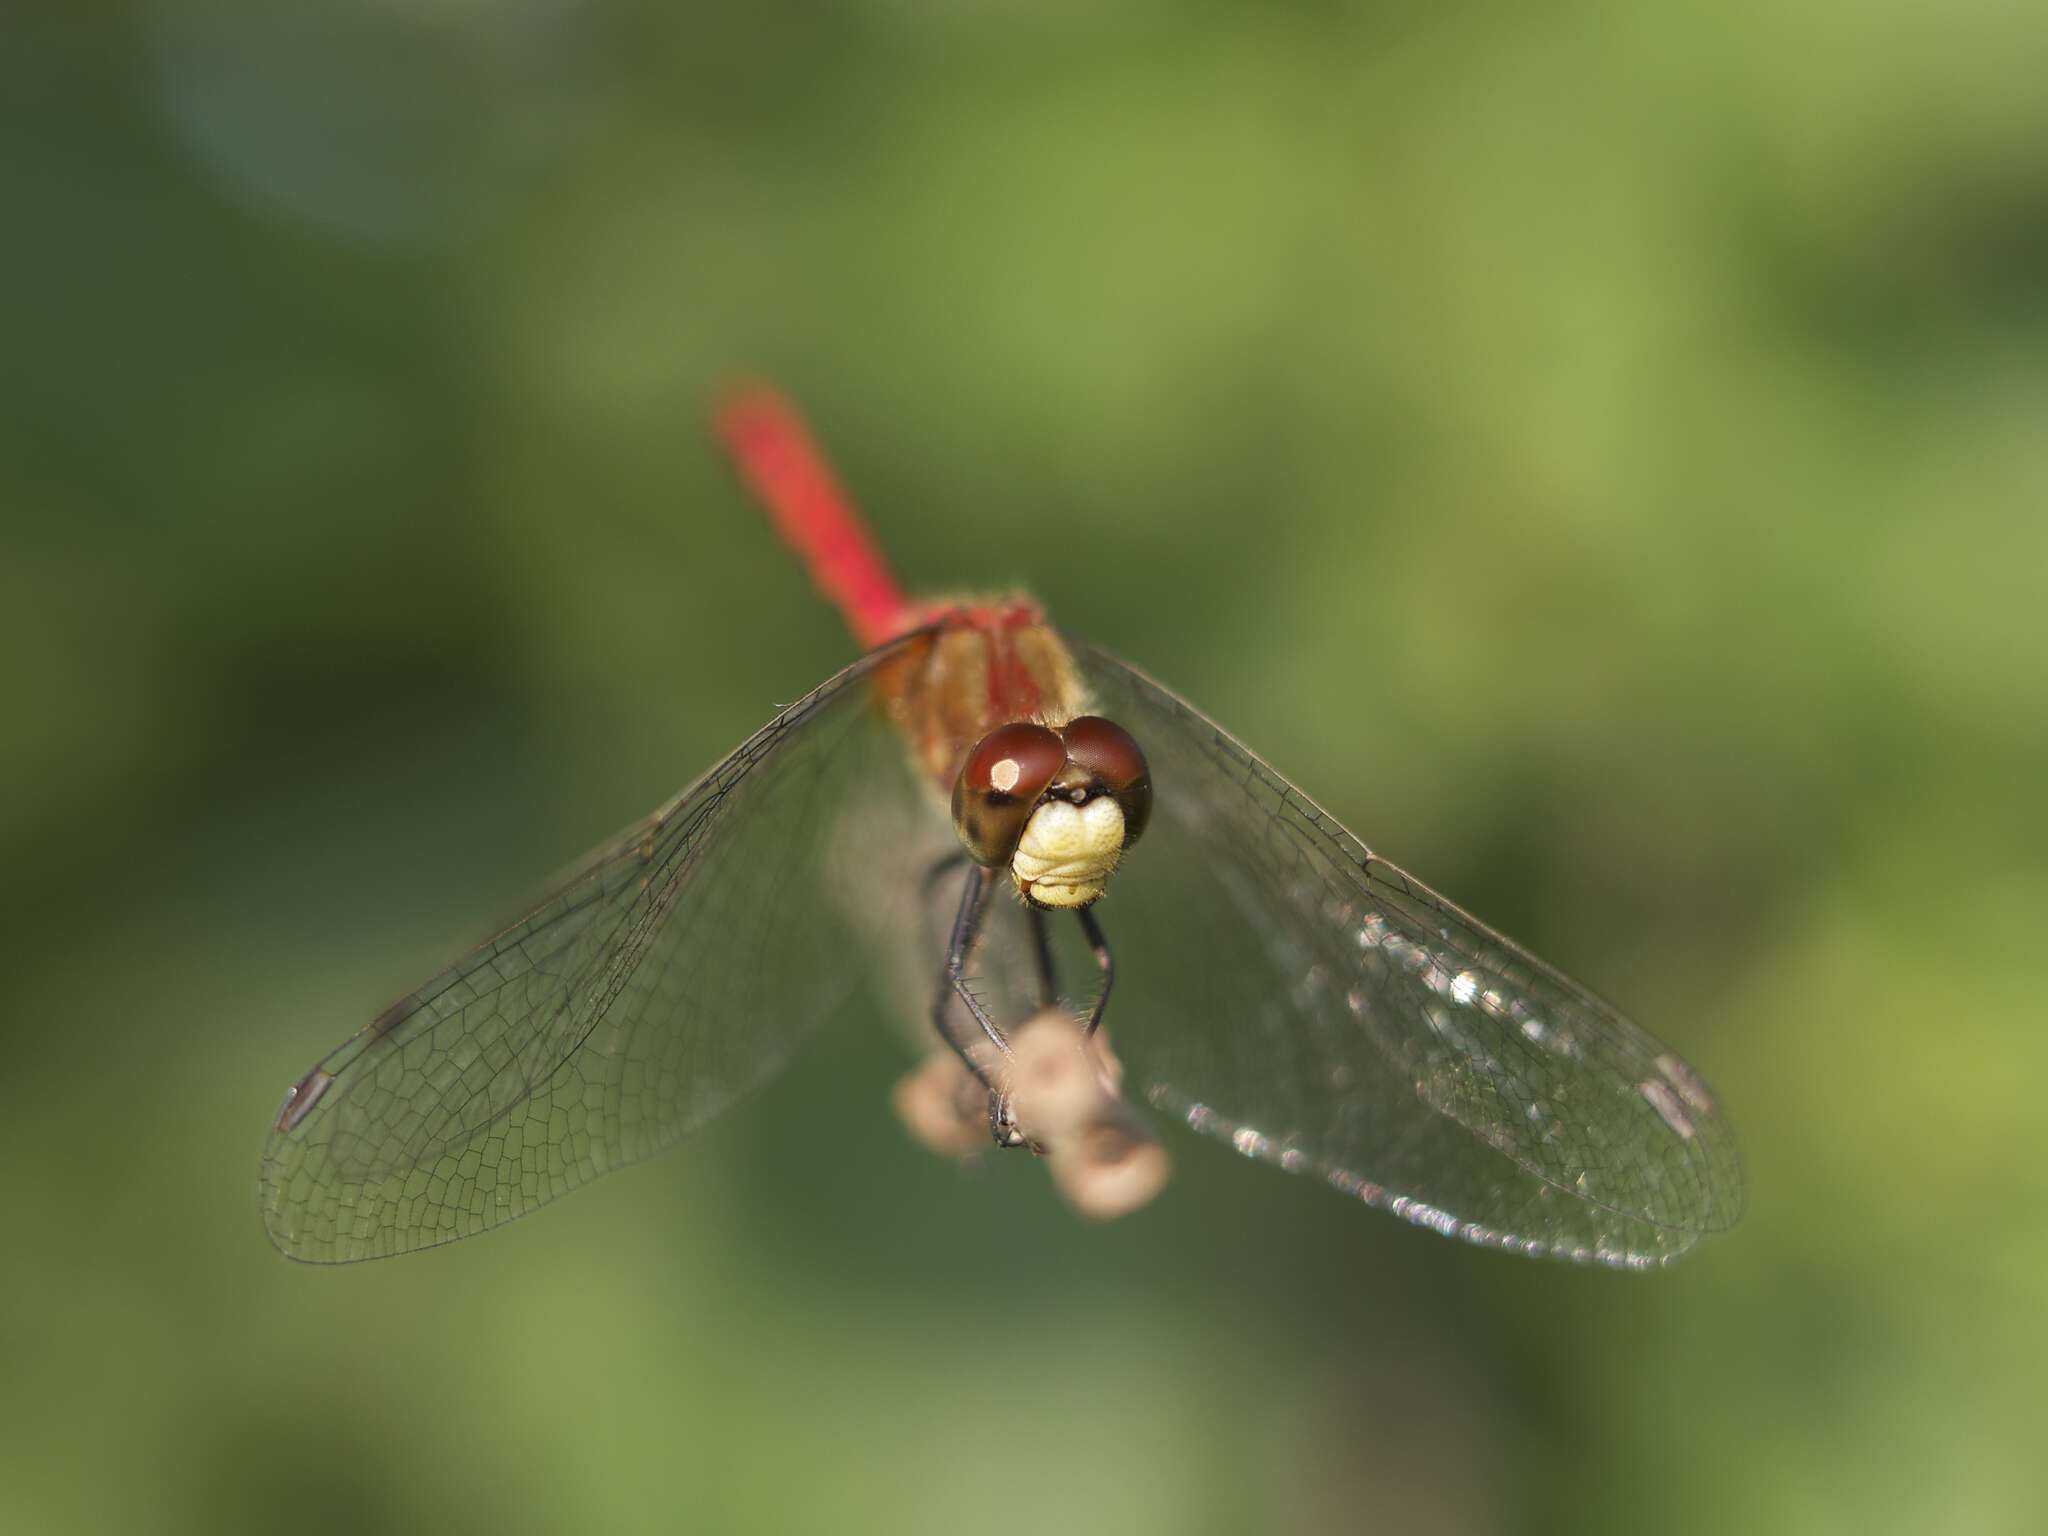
[951,722,1066,866]
[1060,715,1151,847]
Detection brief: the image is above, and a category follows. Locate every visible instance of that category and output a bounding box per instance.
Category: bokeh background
[6,3,2046,1532]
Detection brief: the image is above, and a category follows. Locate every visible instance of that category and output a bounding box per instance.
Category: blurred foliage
[4,1,2046,1532]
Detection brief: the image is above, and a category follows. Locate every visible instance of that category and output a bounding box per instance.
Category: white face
[1010,796,1127,908]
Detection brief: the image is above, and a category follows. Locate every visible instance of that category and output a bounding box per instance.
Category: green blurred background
[6,2,2045,1532]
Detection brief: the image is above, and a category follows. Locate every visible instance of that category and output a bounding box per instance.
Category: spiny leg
[1018,904,1116,1124]
[1075,905,1115,1037]
[932,863,1007,1065]
[919,847,978,1081]
[1028,903,1062,1011]
[928,863,1028,1146]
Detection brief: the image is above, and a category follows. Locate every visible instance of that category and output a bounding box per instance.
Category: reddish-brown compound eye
[951,722,1066,867]
[1060,715,1151,847]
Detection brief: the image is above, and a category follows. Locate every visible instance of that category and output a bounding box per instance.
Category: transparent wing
[257,637,926,1263]
[1067,637,1744,1268]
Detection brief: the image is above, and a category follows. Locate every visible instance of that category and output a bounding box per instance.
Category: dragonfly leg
[931,863,1009,1057]
[987,1084,1029,1148]
[939,865,1014,1057]
[1075,905,1115,1037]
[1027,904,1062,1010]
[930,863,1040,1149]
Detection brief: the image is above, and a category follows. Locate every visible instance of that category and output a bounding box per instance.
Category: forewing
[258,639,920,1263]
[1067,638,1744,1268]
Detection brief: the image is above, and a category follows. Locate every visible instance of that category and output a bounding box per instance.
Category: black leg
[920,848,973,1048]
[928,864,1031,1146]
[1027,904,1062,1010]
[925,867,1115,1150]
[1075,905,1115,1037]
[930,863,1014,1078]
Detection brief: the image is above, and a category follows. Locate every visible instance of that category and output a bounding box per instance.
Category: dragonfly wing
[1067,637,1744,1268]
[258,638,924,1263]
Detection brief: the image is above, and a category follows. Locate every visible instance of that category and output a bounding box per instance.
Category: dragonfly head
[952,716,1152,909]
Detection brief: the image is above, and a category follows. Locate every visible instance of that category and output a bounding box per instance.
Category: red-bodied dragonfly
[258,390,1743,1267]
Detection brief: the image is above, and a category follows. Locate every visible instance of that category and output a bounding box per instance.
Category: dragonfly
[258,389,1743,1268]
